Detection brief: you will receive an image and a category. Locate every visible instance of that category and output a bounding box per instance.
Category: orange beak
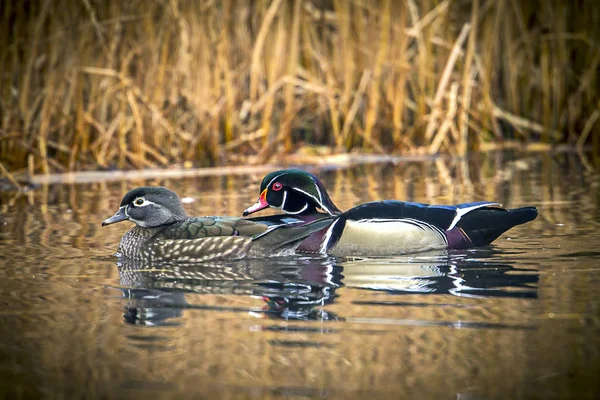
[242,189,269,216]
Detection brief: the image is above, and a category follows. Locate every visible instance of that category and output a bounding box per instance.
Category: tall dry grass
[1,0,599,176]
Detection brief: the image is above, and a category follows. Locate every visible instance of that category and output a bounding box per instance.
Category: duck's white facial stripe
[291,187,334,215]
[280,190,288,210]
[274,190,308,214]
[284,202,309,215]
[310,176,323,203]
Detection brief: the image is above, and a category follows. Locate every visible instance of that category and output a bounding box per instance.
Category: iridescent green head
[243,169,341,216]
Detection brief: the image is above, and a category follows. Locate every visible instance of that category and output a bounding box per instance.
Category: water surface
[1,151,599,399]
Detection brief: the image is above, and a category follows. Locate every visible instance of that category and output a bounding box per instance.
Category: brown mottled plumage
[103,187,332,262]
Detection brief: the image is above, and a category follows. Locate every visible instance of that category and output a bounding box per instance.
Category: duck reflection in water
[113,248,538,327]
[115,256,342,325]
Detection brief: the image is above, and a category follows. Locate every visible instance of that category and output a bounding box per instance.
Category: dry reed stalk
[428,81,459,154]
[0,161,22,190]
[508,0,534,63]
[405,0,450,37]
[153,22,169,107]
[387,2,409,150]
[27,155,35,180]
[224,129,267,151]
[117,107,128,169]
[541,39,551,143]
[220,1,237,146]
[334,0,355,116]
[281,0,302,153]
[126,90,144,168]
[492,105,562,140]
[309,46,342,149]
[577,109,600,151]
[341,69,371,149]
[23,92,43,136]
[424,23,471,142]
[249,0,283,101]
[458,0,479,155]
[37,12,62,175]
[406,0,428,117]
[352,125,387,154]
[363,0,390,151]
[85,112,108,152]
[19,0,51,117]
[257,10,288,157]
[501,4,517,121]
[473,54,503,141]
[97,116,120,167]
[81,67,189,142]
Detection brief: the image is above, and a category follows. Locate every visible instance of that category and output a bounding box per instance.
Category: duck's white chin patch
[129,218,148,228]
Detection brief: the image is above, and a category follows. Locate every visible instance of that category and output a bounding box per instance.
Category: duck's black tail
[458,206,538,247]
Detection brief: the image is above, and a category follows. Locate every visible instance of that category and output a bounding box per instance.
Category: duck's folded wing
[159,217,268,239]
[251,217,333,252]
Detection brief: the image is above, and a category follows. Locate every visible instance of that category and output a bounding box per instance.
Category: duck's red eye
[272,182,282,191]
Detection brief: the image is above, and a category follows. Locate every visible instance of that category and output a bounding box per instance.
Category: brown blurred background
[1,0,599,176]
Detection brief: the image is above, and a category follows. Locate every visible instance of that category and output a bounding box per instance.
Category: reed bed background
[1,0,599,176]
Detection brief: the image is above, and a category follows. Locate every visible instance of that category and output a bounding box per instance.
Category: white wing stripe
[320,218,340,253]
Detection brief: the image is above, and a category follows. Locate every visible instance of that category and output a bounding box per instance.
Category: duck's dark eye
[134,198,144,206]
[272,182,282,191]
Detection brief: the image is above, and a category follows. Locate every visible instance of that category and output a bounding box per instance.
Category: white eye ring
[133,197,149,207]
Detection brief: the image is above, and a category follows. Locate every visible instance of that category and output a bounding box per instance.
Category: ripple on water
[0,151,599,399]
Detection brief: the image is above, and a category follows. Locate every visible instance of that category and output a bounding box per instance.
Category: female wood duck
[102,186,332,262]
[242,169,539,256]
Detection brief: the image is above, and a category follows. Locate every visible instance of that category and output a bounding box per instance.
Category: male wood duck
[102,186,332,262]
[242,169,539,256]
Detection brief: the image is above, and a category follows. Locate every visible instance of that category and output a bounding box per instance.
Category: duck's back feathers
[251,217,334,255]
[157,217,268,240]
[343,200,498,231]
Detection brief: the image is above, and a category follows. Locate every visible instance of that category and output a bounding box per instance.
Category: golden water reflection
[0,150,599,399]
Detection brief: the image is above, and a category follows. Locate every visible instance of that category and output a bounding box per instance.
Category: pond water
[1,150,599,399]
